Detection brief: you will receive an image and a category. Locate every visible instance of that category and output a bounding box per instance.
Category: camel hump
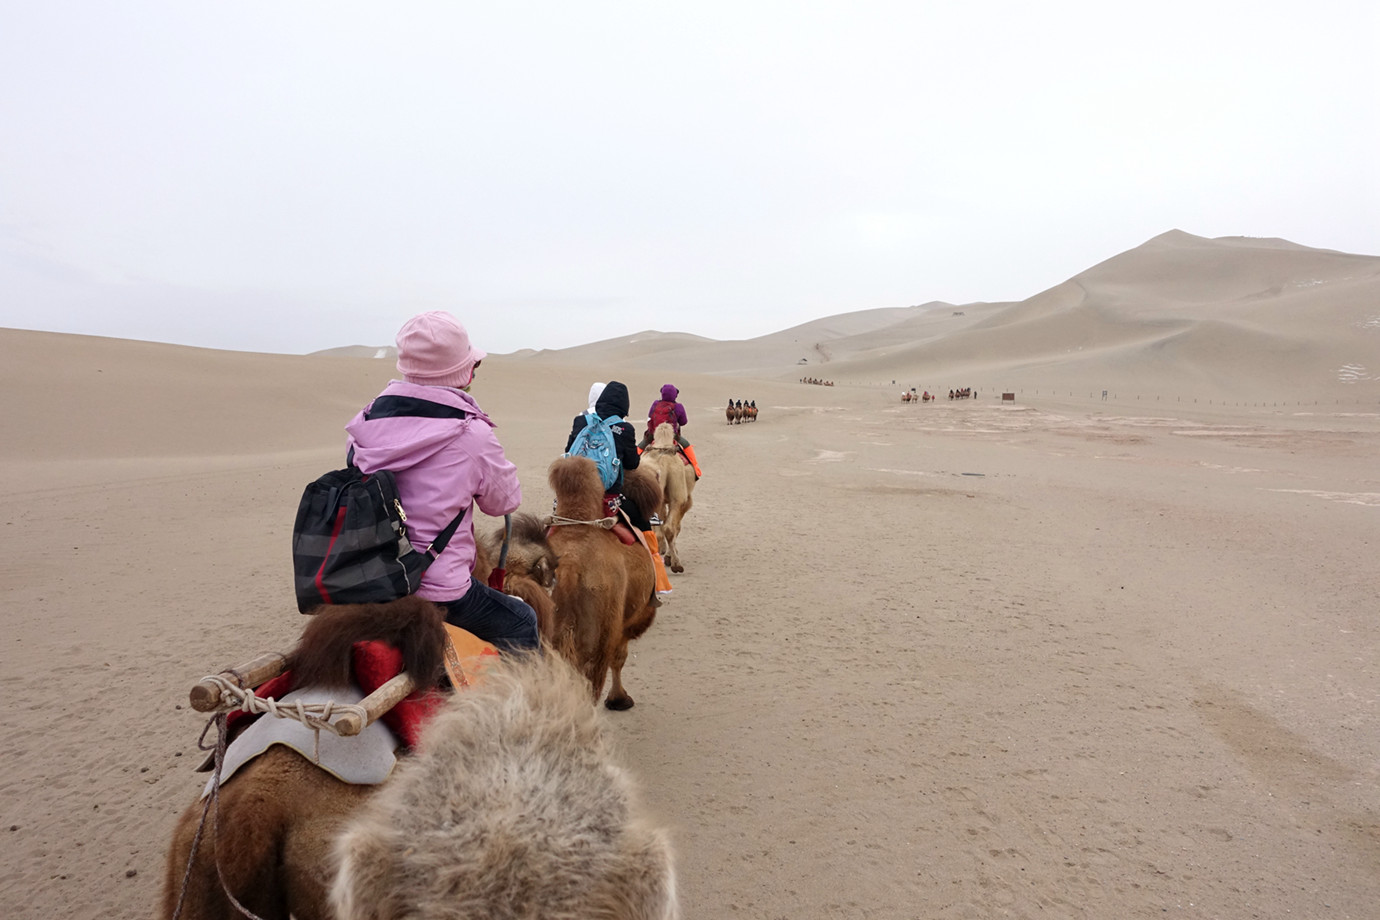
[290,597,448,691]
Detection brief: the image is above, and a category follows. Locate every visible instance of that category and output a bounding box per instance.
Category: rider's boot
[681,444,703,479]
[643,530,673,595]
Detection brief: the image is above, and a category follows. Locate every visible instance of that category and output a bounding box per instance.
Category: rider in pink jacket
[345,312,536,651]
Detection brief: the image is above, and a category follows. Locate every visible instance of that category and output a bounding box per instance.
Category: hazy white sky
[2,1,1376,354]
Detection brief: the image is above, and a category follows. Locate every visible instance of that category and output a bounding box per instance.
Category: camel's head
[479,512,558,589]
[651,422,677,450]
[329,653,680,920]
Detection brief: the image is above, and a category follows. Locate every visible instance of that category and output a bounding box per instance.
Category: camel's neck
[553,497,606,521]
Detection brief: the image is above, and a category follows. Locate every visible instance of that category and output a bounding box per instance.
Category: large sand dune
[2,231,1378,919]
[524,230,1380,400]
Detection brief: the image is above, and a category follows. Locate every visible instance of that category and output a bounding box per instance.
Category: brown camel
[545,455,658,710]
[162,521,562,920]
[161,598,448,920]
[640,422,696,573]
[161,604,676,919]
[331,652,678,919]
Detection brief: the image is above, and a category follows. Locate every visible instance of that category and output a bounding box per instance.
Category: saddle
[215,628,497,760]
[605,495,639,545]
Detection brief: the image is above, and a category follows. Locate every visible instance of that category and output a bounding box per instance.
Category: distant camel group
[726,398,758,424]
[896,387,974,402]
[800,377,834,387]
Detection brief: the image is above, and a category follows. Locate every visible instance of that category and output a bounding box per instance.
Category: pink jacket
[345,380,522,602]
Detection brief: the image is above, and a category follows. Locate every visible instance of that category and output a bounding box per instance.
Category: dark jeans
[616,491,652,531]
[439,577,539,653]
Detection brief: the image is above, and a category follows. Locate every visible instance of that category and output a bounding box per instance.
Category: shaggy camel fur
[161,598,449,920]
[546,455,658,710]
[330,652,679,920]
[640,423,696,573]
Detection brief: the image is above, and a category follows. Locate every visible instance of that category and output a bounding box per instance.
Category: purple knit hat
[395,311,487,389]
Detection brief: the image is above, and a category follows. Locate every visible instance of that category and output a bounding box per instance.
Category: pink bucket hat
[395,311,487,388]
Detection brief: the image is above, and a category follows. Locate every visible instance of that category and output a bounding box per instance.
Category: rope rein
[170,714,272,920]
[546,513,617,529]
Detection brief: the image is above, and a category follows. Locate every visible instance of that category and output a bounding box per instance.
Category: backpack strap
[424,505,467,559]
[346,395,469,466]
[366,395,468,421]
[347,395,471,548]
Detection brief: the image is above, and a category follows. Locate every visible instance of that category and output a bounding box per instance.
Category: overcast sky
[2,1,1376,355]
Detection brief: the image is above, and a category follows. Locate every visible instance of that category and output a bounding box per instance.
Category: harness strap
[546,514,617,529]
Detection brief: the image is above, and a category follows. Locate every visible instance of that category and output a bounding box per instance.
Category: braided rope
[547,514,617,529]
[196,675,369,739]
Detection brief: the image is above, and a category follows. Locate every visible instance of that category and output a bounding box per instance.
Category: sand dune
[2,230,1379,919]
[502,231,1380,402]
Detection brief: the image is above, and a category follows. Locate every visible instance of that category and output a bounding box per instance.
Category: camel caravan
[900,388,935,403]
[724,398,758,424]
[161,319,689,920]
[800,376,834,386]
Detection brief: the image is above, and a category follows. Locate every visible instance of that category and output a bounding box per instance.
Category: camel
[640,422,696,574]
[545,455,659,710]
[725,399,739,425]
[331,651,678,919]
[161,602,676,920]
[161,598,448,920]
[162,520,563,920]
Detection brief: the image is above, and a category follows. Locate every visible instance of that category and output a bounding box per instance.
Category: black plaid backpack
[291,395,467,614]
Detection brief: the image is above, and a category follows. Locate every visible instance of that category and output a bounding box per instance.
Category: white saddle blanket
[202,684,399,798]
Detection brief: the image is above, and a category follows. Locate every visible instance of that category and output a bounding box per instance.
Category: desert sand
[2,231,1379,919]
